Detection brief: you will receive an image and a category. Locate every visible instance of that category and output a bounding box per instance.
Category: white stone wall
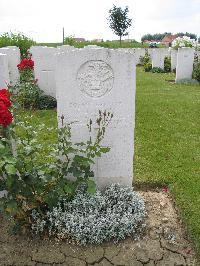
[151,48,169,69]
[0,46,20,85]
[0,53,10,88]
[55,48,136,190]
[171,49,178,71]
[30,46,57,97]
[176,48,195,82]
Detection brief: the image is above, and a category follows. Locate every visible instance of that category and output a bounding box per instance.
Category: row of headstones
[0,45,136,190]
[0,46,20,87]
[0,45,198,95]
[30,45,199,98]
[0,45,199,190]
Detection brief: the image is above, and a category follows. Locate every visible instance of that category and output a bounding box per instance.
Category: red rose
[0,89,10,98]
[17,58,34,70]
[0,89,11,108]
[0,102,13,127]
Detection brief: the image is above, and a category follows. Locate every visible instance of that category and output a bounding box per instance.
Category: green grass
[17,67,200,256]
[135,68,200,255]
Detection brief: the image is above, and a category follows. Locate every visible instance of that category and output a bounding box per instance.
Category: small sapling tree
[108,5,132,45]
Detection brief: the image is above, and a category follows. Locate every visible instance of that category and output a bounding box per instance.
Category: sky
[0,0,200,43]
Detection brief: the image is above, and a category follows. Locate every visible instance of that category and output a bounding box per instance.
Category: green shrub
[11,57,57,110]
[0,111,112,232]
[0,32,36,56]
[37,95,57,110]
[192,62,200,82]
[151,67,165,73]
[11,76,57,110]
[144,62,152,72]
[164,56,171,73]
[141,53,152,72]
[140,53,151,65]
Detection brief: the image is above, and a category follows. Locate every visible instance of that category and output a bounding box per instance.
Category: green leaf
[5,164,17,175]
[0,160,5,168]
[86,179,96,194]
[4,157,16,164]
[100,147,110,153]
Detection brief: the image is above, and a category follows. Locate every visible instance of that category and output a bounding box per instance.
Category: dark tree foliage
[141,32,197,42]
[176,32,197,40]
[141,33,171,42]
[108,5,132,45]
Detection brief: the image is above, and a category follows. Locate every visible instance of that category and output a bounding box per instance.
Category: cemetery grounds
[1,66,199,265]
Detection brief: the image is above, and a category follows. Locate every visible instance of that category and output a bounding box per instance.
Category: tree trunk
[119,36,122,47]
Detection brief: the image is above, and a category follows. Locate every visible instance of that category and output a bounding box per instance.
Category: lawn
[17,67,200,256]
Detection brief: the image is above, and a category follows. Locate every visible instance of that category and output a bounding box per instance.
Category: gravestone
[0,46,20,85]
[134,48,146,65]
[84,45,103,49]
[118,48,145,65]
[56,48,136,189]
[57,45,75,52]
[176,48,195,82]
[147,48,153,60]
[30,46,57,97]
[0,53,10,88]
[151,48,168,69]
[171,49,177,71]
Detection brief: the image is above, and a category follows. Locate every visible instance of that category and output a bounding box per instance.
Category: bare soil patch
[0,190,197,265]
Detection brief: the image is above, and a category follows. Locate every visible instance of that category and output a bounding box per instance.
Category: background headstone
[0,46,20,85]
[0,53,10,88]
[118,48,145,65]
[30,46,57,97]
[57,45,76,52]
[56,48,136,190]
[171,49,178,71]
[151,48,168,69]
[176,48,195,82]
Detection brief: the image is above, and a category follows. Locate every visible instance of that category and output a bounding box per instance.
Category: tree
[108,5,132,45]
[141,32,171,42]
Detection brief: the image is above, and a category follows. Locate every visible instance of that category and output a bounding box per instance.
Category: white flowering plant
[31,184,146,245]
[172,36,197,50]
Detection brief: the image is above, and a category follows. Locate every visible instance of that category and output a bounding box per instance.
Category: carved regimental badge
[77,60,114,97]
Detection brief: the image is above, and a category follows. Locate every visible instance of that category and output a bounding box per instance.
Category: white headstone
[57,45,75,52]
[152,48,168,69]
[30,46,57,97]
[118,48,145,65]
[134,48,146,65]
[171,49,178,71]
[84,45,103,50]
[0,46,20,85]
[0,53,10,88]
[147,48,153,59]
[176,48,195,82]
[56,48,136,190]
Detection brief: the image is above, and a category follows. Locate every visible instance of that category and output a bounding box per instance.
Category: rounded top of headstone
[84,45,103,49]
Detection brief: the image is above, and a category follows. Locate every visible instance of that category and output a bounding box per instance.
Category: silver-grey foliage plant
[31,184,146,245]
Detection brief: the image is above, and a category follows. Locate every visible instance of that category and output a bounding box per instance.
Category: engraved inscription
[77,60,114,97]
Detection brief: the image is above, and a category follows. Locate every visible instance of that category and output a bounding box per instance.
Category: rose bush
[0,89,13,128]
[17,58,34,71]
[11,53,57,109]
